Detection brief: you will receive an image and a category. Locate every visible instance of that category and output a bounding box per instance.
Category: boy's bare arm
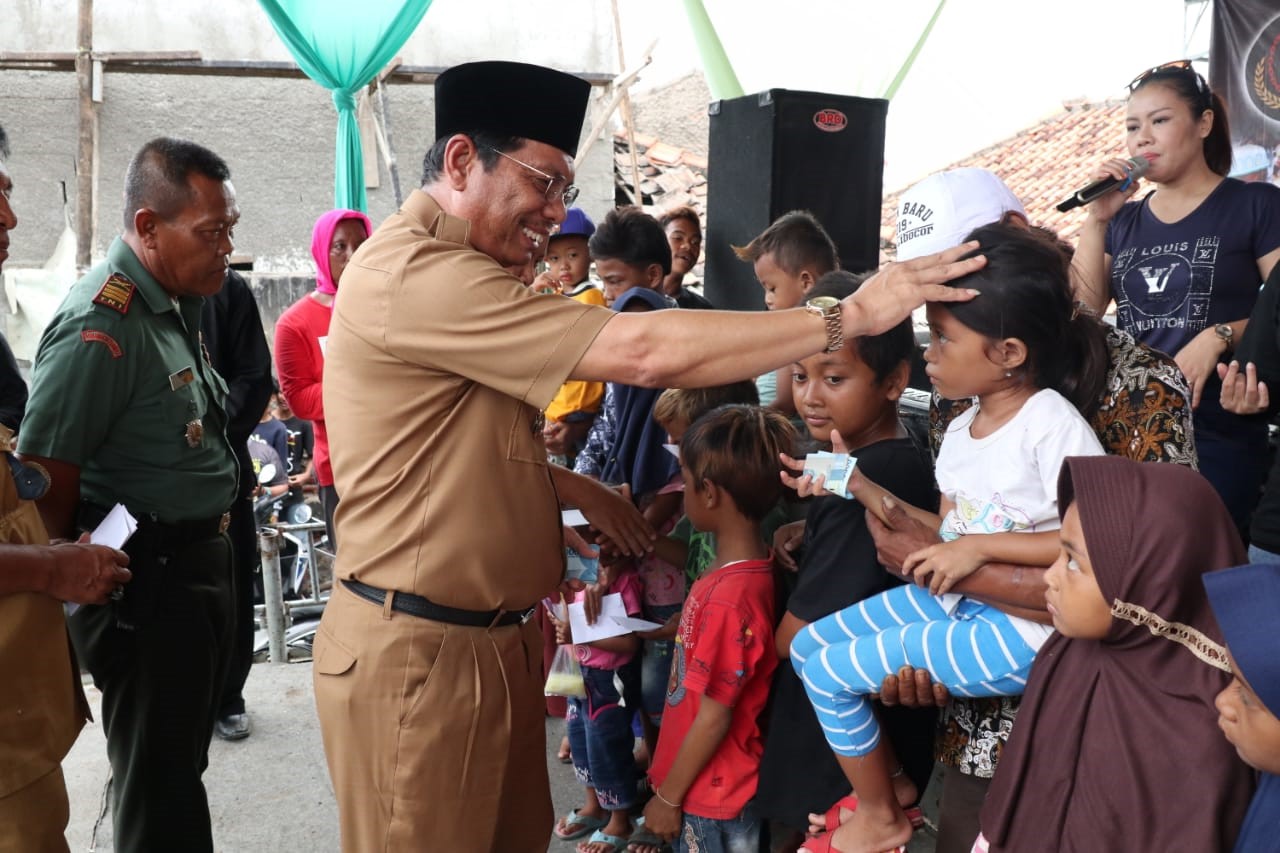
[582,632,639,655]
[551,608,642,653]
[651,534,688,572]
[643,491,683,531]
[651,694,733,805]
[848,474,942,530]
[775,611,808,660]
[780,436,942,531]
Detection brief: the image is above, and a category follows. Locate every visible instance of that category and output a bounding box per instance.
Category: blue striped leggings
[791,584,1037,757]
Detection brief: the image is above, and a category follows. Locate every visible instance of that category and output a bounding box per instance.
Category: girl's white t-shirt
[935,388,1105,649]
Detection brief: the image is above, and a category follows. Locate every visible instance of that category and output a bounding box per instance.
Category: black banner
[1210,0,1280,180]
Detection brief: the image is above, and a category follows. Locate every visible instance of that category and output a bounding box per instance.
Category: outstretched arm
[549,466,656,557]
[574,244,985,388]
[779,428,942,530]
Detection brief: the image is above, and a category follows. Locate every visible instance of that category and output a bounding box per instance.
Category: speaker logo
[813,109,848,132]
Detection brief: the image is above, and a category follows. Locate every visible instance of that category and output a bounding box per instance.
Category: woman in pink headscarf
[274,209,372,549]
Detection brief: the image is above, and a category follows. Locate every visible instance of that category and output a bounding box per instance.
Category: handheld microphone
[1055,157,1150,213]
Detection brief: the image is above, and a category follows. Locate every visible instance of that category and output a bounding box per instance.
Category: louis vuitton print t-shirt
[1105,178,1280,359]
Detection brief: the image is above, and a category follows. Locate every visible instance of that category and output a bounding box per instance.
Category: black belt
[138,512,231,540]
[342,579,534,628]
[78,502,230,543]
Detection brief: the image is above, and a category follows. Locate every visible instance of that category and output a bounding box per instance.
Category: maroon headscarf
[980,456,1253,852]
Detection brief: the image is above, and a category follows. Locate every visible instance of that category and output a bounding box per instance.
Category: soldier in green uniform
[19,137,240,853]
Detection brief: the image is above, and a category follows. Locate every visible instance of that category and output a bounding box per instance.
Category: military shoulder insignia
[92,273,136,315]
[81,329,123,358]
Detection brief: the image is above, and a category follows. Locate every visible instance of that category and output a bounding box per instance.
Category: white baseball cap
[895,168,1026,261]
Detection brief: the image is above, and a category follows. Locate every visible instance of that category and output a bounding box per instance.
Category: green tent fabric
[681,0,743,101]
[257,0,433,211]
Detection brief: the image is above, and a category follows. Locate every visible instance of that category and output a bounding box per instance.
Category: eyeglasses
[1127,59,1209,100]
[484,146,580,207]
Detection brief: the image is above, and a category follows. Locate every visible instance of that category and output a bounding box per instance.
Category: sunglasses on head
[1127,59,1209,100]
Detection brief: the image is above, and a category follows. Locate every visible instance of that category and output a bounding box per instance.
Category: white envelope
[568,593,664,643]
[561,508,588,527]
[67,503,137,616]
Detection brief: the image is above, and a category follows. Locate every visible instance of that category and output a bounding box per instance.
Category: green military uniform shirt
[19,237,237,521]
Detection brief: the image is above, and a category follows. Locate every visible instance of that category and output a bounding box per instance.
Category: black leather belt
[139,512,231,540]
[342,579,534,628]
[78,502,230,544]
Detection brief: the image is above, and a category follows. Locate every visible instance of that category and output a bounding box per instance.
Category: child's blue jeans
[674,804,761,853]
[641,603,682,724]
[566,664,638,811]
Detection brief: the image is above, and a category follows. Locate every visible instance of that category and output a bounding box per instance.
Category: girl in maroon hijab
[274,209,372,549]
[975,456,1253,852]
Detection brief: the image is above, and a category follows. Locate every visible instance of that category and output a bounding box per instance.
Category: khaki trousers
[314,584,551,852]
[0,764,70,853]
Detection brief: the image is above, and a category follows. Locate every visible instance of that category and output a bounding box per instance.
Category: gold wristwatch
[805,295,844,353]
[1214,323,1234,351]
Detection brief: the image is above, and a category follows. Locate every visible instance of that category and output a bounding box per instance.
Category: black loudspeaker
[704,89,888,311]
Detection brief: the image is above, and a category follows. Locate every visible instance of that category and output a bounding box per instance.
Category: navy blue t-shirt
[1105,178,1280,358]
[1106,178,1280,435]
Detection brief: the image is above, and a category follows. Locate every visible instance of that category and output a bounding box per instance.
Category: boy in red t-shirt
[633,404,795,852]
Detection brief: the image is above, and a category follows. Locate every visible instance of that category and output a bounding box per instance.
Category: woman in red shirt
[274,208,372,548]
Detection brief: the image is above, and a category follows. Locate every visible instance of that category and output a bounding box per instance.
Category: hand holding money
[800,451,857,499]
[779,428,861,500]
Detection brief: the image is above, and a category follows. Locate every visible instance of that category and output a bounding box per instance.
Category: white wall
[6,0,615,73]
[0,0,618,270]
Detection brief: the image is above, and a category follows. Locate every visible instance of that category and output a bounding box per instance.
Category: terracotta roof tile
[644,141,685,166]
[680,152,708,170]
[614,129,659,149]
[612,135,711,281]
[618,99,1127,276]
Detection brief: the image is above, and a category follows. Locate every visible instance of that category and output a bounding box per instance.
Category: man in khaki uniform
[317,60,984,852]
[0,144,131,852]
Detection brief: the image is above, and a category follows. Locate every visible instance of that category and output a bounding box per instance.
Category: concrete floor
[61,660,939,852]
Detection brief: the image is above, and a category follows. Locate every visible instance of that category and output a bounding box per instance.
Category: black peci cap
[434,61,591,158]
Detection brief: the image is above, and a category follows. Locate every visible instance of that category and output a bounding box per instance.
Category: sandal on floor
[554,808,607,840]
[576,828,632,853]
[799,830,905,853]
[627,817,670,852]
[817,795,925,834]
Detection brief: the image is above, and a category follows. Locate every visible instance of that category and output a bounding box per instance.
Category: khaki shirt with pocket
[325,191,615,611]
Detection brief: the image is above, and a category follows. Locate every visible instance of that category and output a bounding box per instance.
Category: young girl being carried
[782,223,1111,853]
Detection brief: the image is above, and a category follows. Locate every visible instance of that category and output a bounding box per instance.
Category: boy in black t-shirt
[756,272,939,851]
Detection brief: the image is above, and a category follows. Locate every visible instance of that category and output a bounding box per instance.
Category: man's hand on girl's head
[844,241,985,337]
